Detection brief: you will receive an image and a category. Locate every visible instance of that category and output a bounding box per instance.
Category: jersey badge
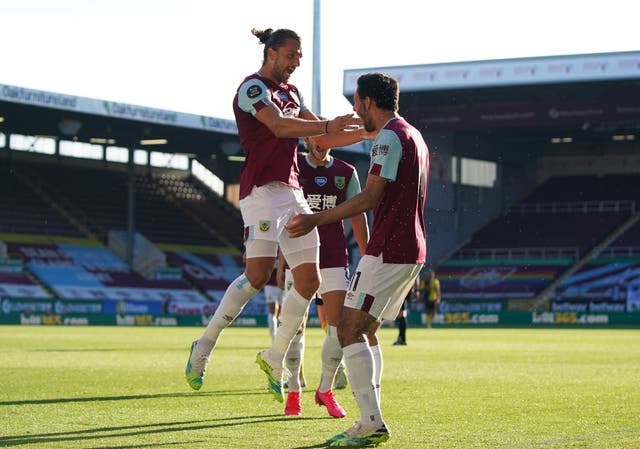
[334,176,346,189]
[247,85,262,98]
[277,91,289,102]
[258,220,271,232]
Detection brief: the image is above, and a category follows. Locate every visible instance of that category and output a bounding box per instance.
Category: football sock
[370,343,383,404]
[268,311,277,342]
[319,325,342,392]
[396,316,407,342]
[198,274,258,354]
[343,342,384,428]
[270,287,310,359]
[285,330,305,392]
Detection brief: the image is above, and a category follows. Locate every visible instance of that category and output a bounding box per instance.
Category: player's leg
[256,187,320,402]
[393,303,407,345]
[426,301,435,328]
[257,254,319,401]
[186,250,275,390]
[265,285,280,342]
[316,296,327,332]
[284,316,306,416]
[329,256,421,445]
[366,322,382,404]
[316,267,349,417]
[187,183,282,390]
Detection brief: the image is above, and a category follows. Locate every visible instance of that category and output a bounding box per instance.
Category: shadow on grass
[86,441,208,449]
[0,389,265,406]
[0,414,326,447]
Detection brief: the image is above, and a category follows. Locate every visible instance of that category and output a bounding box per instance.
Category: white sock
[370,344,383,404]
[268,312,277,342]
[197,274,258,354]
[269,287,310,360]
[285,330,305,392]
[319,325,342,392]
[343,342,384,428]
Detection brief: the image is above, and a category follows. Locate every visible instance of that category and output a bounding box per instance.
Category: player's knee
[295,276,320,299]
[336,311,367,347]
[291,269,320,299]
[245,269,271,290]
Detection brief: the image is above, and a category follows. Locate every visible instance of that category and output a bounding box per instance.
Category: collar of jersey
[305,154,334,169]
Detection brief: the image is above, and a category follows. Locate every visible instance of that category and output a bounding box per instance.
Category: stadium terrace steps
[441,174,640,308]
[0,238,267,316]
[0,162,85,238]
[14,161,239,248]
[6,241,209,304]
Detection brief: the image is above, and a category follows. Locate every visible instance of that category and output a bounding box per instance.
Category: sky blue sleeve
[298,90,309,113]
[345,168,362,200]
[369,129,402,181]
[237,78,272,115]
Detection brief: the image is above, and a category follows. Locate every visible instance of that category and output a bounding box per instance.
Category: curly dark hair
[356,73,399,112]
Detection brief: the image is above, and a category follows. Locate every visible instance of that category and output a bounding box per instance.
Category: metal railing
[597,246,640,258]
[508,200,636,215]
[454,247,579,260]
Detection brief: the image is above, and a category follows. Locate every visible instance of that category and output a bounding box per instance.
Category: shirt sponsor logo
[371,144,389,157]
[315,176,328,187]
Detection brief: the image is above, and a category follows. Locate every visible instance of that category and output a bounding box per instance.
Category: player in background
[280,135,369,417]
[264,265,283,342]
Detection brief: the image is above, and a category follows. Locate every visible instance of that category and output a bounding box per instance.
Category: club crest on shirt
[259,220,271,232]
[247,85,262,98]
[334,176,346,189]
[315,176,327,187]
[277,91,289,102]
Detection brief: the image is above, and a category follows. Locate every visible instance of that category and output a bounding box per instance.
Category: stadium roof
[0,83,243,183]
[343,51,640,148]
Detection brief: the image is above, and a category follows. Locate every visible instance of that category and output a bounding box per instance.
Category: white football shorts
[240,181,319,260]
[284,266,350,296]
[345,254,423,322]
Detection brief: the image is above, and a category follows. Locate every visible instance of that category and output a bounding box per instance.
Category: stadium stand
[555,259,640,302]
[0,155,254,317]
[11,160,243,248]
[0,161,85,238]
[5,241,216,312]
[164,250,267,316]
[0,265,52,299]
[438,259,571,300]
[440,174,640,306]
[151,172,244,249]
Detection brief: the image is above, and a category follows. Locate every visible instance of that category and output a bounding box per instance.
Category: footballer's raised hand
[327,114,362,134]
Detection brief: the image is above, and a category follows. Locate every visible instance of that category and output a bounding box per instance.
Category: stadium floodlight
[0,116,5,123]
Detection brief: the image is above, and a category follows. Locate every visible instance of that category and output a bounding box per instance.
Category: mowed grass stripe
[1,326,638,448]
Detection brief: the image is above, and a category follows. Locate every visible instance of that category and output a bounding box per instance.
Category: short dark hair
[251,28,301,64]
[356,73,399,112]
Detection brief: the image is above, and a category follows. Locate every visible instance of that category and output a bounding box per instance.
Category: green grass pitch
[1,325,639,448]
